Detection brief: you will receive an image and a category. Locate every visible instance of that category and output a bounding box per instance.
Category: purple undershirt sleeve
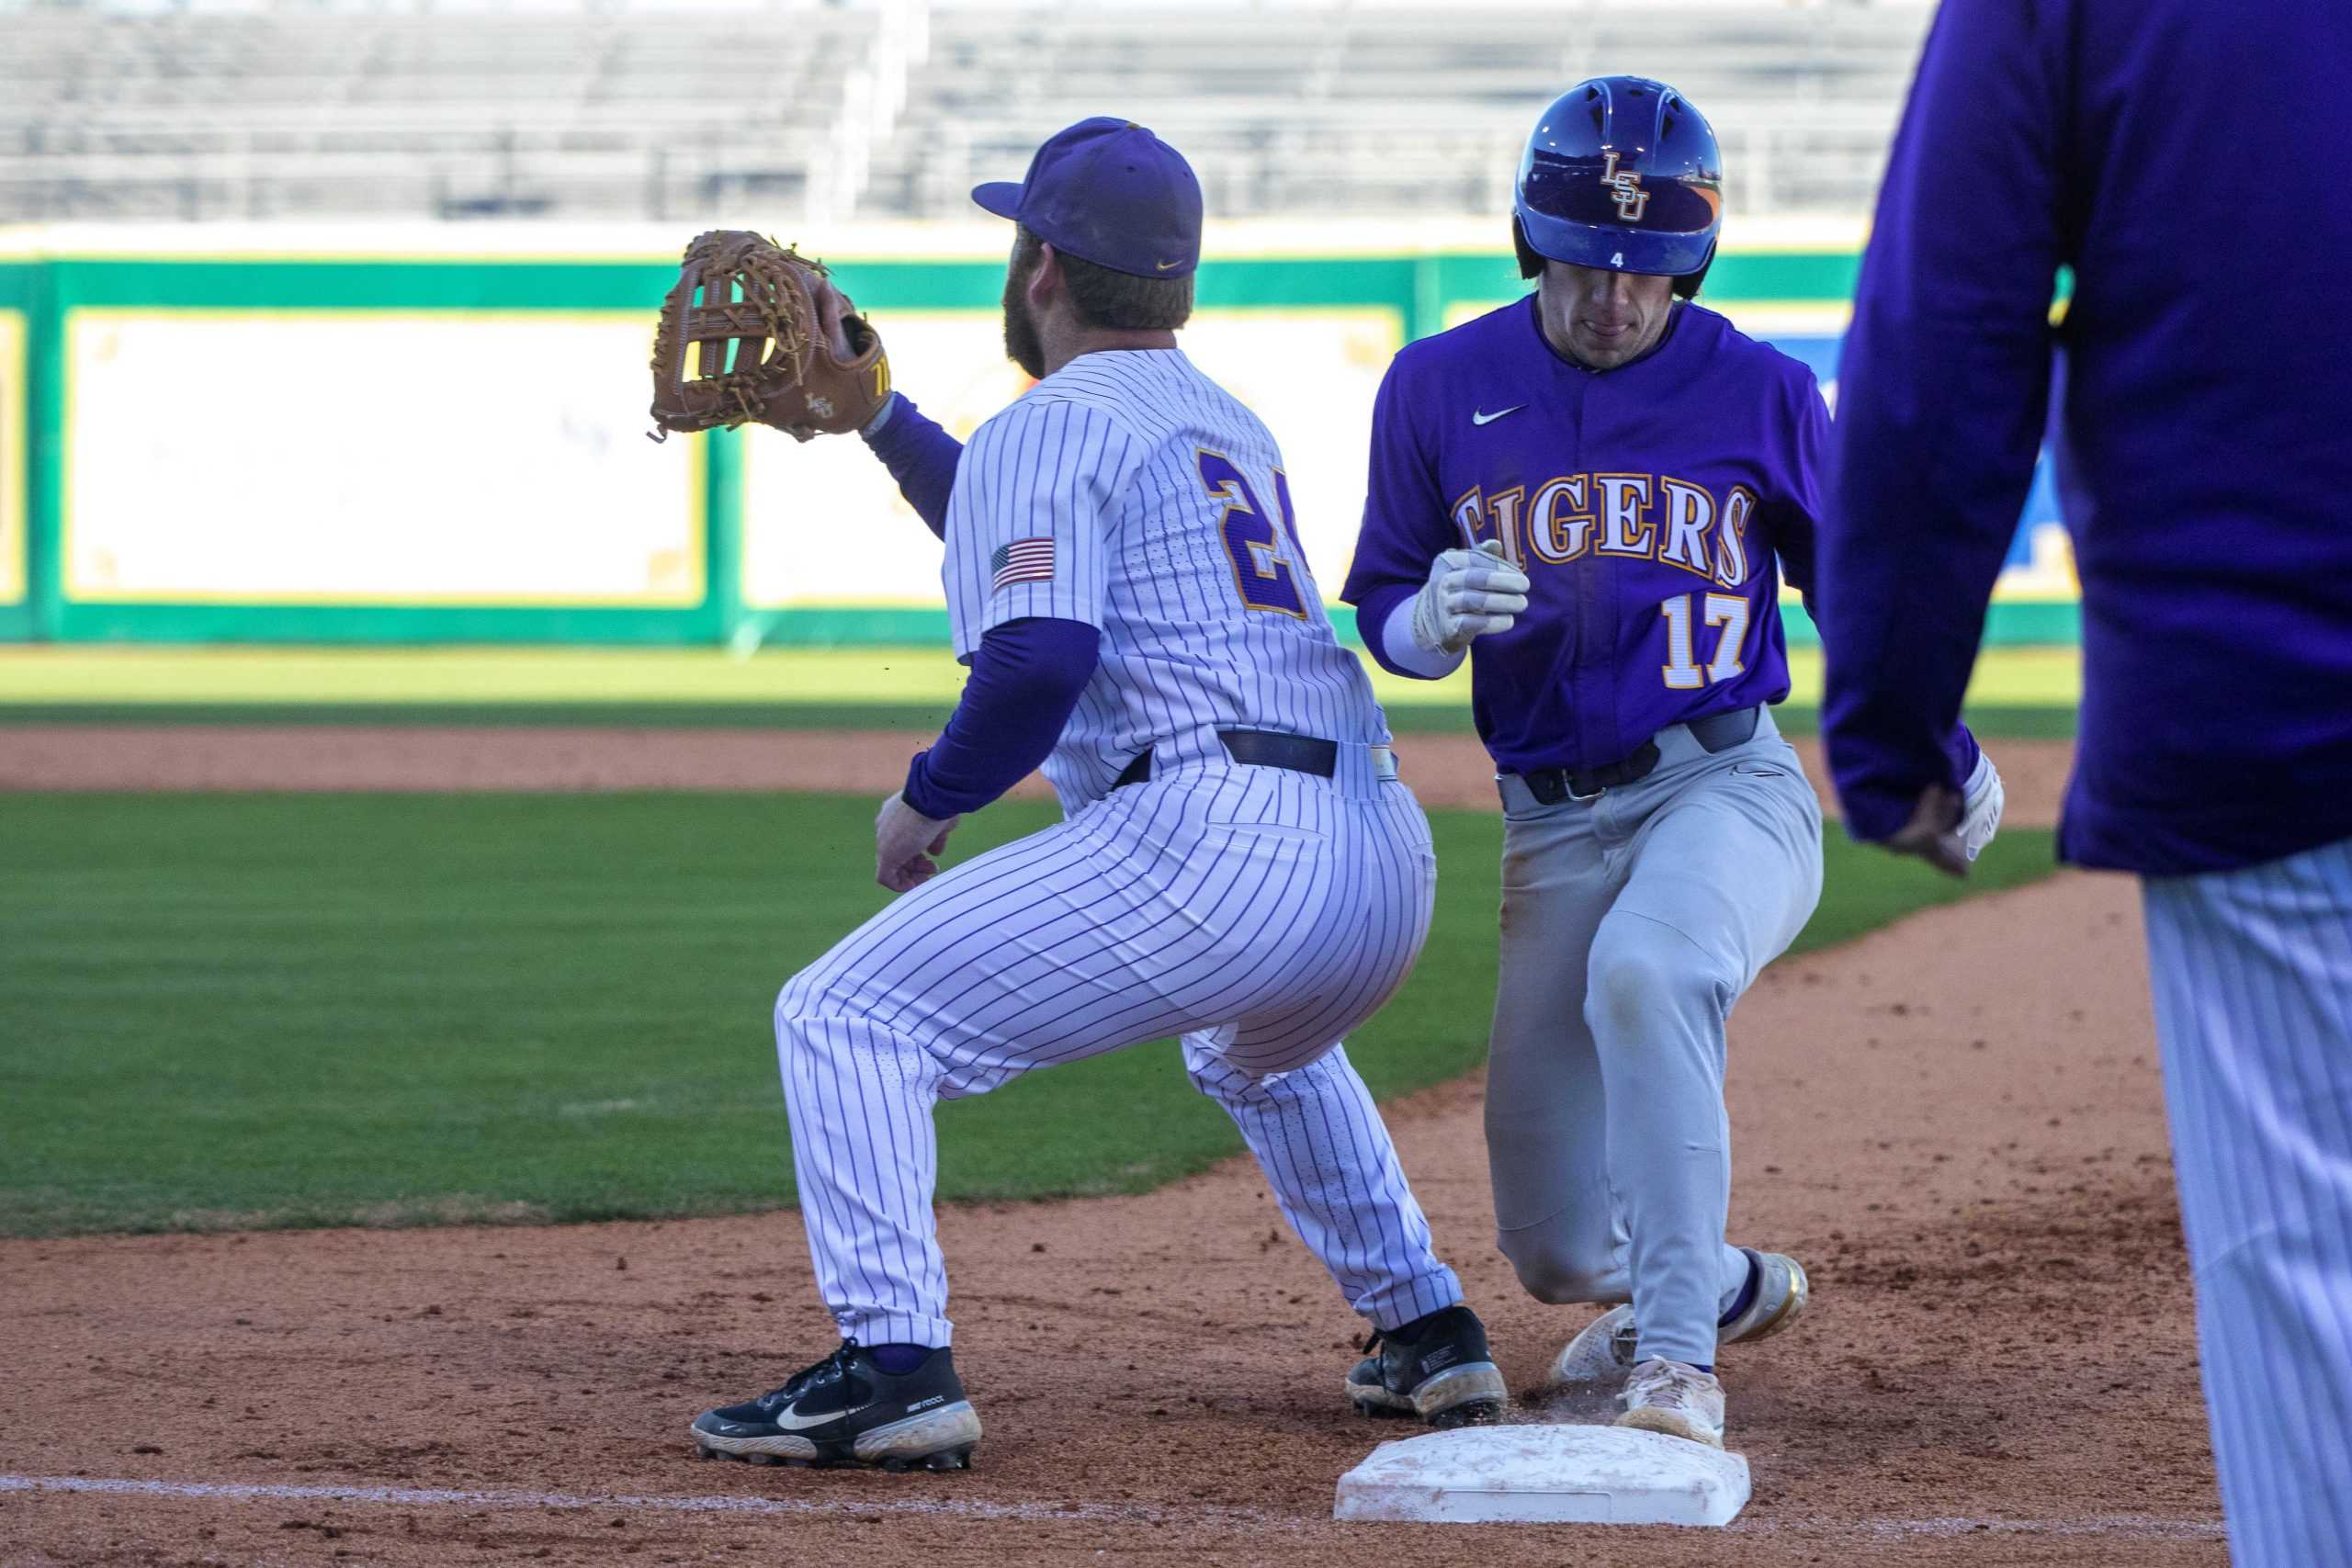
[861,393,964,542]
[900,616,1101,819]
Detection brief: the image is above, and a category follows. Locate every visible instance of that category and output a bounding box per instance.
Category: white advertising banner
[741,312,1024,608]
[62,310,702,605]
[741,307,1403,608]
[1188,308,1402,596]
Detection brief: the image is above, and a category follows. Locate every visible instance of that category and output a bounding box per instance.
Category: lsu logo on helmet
[1513,76,1723,282]
[1598,150,1650,221]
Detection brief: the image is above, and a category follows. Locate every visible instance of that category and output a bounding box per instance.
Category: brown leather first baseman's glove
[648,231,891,442]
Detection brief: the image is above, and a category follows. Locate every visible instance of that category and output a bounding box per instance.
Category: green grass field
[0,645,2086,737]
[0,791,2059,1238]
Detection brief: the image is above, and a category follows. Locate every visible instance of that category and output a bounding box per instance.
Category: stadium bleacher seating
[0,0,1929,224]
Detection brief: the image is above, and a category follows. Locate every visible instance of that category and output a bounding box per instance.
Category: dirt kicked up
[0,859,2222,1566]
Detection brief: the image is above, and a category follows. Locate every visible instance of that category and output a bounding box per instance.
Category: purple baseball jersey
[1342,298,1824,775]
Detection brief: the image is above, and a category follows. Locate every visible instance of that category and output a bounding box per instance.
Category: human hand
[1959,750,2004,862]
[1883,785,1969,876]
[810,276,858,362]
[875,791,959,893]
[780,276,880,443]
[1409,540,1532,656]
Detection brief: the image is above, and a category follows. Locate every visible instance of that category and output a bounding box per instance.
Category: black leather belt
[1512,706,1762,806]
[1115,729,1340,788]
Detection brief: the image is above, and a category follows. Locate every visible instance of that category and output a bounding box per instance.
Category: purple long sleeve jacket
[1820,0,2352,874]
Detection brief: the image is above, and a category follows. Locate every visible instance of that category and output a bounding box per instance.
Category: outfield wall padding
[0,239,2078,648]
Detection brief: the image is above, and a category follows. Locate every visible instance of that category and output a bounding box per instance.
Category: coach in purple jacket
[1819,2,2352,1560]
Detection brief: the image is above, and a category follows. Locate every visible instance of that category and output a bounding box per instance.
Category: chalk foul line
[0,1473,2225,1540]
[0,1472,1276,1529]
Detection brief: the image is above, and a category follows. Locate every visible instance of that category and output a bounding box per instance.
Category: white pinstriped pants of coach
[2143,837,2352,1568]
[773,750,1462,1349]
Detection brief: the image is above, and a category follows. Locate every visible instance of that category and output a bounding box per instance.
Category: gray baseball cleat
[1548,1248,1810,1387]
[1549,1302,1638,1387]
[1718,1249,1810,1343]
[1615,1357,1726,1449]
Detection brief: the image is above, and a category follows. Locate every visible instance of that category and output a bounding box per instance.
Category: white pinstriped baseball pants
[2142,837,2352,1568]
[774,750,1462,1349]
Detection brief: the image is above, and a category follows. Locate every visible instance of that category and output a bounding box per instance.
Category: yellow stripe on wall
[0,310,25,605]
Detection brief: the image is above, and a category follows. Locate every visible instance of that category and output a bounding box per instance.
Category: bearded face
[1001,251,1046,381]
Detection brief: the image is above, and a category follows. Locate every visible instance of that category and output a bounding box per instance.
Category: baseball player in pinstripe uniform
[690,118,1503,1472]
[1342,78,2004,1450]
[1820,2,2352,1561]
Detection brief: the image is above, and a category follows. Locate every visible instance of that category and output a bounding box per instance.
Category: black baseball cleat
[691,1342,982,1471]
[1344,1303,1508,1427]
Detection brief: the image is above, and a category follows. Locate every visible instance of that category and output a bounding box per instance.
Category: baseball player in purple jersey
[1820,1,2352,1559]
[1342,77,2004,1449]
[690,119,1505,1473]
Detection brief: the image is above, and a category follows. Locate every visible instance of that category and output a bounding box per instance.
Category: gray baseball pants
[1484,705,1824,1366]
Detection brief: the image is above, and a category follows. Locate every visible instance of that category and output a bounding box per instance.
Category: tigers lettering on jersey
[1342,298,1824,773]
[1456,473,1758,590]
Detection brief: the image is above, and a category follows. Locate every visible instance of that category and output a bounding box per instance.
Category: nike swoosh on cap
[1472,405,1526,425]
[1154,259,1182,271]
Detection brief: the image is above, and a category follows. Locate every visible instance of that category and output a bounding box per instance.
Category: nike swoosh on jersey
[1472,405,1526,425]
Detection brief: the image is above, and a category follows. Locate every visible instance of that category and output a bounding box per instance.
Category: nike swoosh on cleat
[1472,405,1526,425]
[768,1401,874,1432]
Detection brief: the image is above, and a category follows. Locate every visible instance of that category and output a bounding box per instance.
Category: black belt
[1511,706,1762,806]
[1115,729,1340,788]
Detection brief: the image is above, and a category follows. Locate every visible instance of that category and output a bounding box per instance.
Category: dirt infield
[0,863,2219,1565]
[0,723,2079,820]
[3,720,2205,1562]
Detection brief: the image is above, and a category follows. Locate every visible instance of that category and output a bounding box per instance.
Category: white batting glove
[1960,750,2005,863]
[1886,750,2005,877]
[1409,540,1532,656]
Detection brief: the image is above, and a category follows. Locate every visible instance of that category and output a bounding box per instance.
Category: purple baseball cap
[972,117,1204,279]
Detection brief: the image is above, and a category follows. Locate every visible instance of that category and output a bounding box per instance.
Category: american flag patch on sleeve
[989,537,1057,592]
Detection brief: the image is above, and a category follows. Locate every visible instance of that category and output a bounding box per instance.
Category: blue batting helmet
[1513,76,1723,278]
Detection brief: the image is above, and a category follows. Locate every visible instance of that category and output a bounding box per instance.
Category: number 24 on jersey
[1196,449,1310,620]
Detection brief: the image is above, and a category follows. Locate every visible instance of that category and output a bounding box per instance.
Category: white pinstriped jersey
[944,348,1389,816]
[774,355,1460,1359]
